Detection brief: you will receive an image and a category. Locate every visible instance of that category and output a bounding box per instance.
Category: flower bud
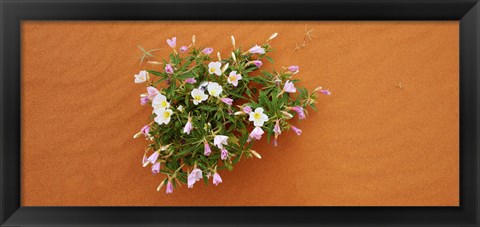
[204,141,211,156]
[147,61,161,65]
[267,32,278,42]
[291,125,302,136]
[180,46,189,53]
[253,60,263,67]
[184,78,196,84]
[231,52,237,62]
[192,35,196,47]
[243,105,252,114]
[160,144,171,151]
[221,63,229,73]
[231,35,236,48]
[287,65,300,74]
[166,180,174,194]
[156,179,166,191]
[202,47,213,55]
[152,162,161,174]
[249,149,262,159]
[313,86,331,95]
[220,97,233,106]
[213,173,223,186]
[217,52,222,61]
[281,110,293,119]
[273,120,281,135]
[133,132,142,139]
[291,106,306,120]
[275,78,282,86]
[313,86,323,93]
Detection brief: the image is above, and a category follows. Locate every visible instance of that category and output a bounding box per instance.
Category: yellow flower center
[161,101,168,108]
[253,113,261,120]
[209,68,215,73]
[194,95,202,101]
[211,91,216,96]
[229,75,236,81]
[163,111,171,119]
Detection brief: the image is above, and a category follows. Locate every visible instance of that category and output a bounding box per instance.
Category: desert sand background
[21,21,459,206]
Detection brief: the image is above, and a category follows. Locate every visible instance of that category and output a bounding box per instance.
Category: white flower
[208,61,222,76]
[154,108,173,125]
[214,135,229,149]
[152,94,170,110]
[227,71,242,87]
[249,107,269,127]
[207,82,223,97]
[177,105,184,112]
[198,81,209,90]
[191,88,208,105]
[134,70,148,83]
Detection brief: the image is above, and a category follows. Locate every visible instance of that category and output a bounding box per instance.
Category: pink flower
[147,86,159,100]
[165,64,174,74]
[243,106,252,114]
[273,120,281,135]
[151,162,160,174]
[187,168,203,188]
[140,125,150,137]
[180,45,188,53]
[291,126,302,136]
[202,47,213,55]
[183,118,193,135]
[185,78,196,84]
[288,65,299,74]
[166,181,174,194]
[140,96,149,105]
[221,97,233,106]
[248,45,265,54]
[147,151,159,164]
[221,148,228,160]
[204,141,211,156]
[213,173,223,186]
[283,80,296,93]
[253,60,263,67]
[319,89,331,95]
[166,37,176,48]
[249,127,264,141]
[273,120,281,147]
[291,106,306,119]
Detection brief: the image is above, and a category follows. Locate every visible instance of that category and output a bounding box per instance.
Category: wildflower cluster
[133,33,330,193]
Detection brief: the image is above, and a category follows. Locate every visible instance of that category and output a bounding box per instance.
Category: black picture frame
[1,0,479,226]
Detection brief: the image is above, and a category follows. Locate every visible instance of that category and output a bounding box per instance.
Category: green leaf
[147,70,164,77]
[265,56,274,64]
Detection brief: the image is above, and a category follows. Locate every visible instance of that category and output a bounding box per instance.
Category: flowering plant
[134,33,330,193]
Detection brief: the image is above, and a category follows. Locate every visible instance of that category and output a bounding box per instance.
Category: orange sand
[21,22,459,206]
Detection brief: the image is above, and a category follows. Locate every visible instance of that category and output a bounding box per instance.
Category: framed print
[1,0,479,226]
